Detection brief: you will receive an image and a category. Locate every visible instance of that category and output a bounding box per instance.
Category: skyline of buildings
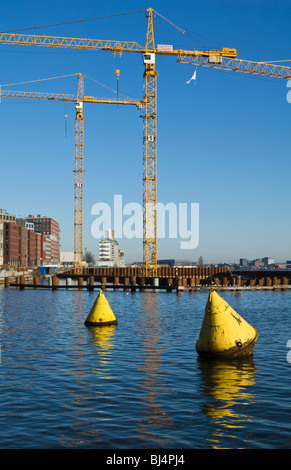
[1,208,291,270]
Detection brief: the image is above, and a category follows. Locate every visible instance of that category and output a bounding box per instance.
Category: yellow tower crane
[0,73,143,269]
[1,7,291,276]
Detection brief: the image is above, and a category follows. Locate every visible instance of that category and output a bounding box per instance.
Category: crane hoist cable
[1,72,138,101]
[1,73,79,87]
[1,9,147,33]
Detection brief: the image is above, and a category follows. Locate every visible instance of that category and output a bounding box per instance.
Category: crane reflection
[197,355,257,448]
[135,293,174,446]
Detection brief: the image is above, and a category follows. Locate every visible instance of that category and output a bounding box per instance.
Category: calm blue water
[1,286,291,449]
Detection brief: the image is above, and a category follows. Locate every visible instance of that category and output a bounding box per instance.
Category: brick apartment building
[0,209,60,267]
[26,215,60,264]
[0,222,3,265]
[3,222,20,266]
[3,222,44,267]
[0,209,17,264]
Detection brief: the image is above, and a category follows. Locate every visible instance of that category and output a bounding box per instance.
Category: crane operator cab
[143,53,155,65]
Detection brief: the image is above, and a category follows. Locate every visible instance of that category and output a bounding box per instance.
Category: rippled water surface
[1,286,291,449]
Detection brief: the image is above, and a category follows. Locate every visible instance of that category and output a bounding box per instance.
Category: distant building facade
[0,208,16,223]
[240,258,249,267]
[119,249,125,266]
[1,209,60,267]
[0,221,3,265]
[157,259,193,267]
[262,257,275,266]
[3,222,43,267]
[4,222,20,266]
[25,214,60,264]
[16,218,35,231]
[97,229,124,267]
[240,257,275,268]
[60,251,74,267]
[0,208,16,264]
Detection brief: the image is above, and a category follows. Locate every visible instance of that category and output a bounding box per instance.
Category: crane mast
[143,8,158,277]
[74,73,84,268]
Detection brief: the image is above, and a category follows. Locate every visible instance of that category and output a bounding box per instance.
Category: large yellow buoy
[196,290,258,358]
[85,289,118,326]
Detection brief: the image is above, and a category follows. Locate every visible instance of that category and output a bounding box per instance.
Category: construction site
[2,2,291,452]
[1,7,291,288]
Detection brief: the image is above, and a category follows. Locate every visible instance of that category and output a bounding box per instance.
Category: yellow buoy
[85,289,118,327]
[196,290,258,358]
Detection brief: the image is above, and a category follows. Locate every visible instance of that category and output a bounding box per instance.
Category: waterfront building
[28,230,43,267]
[3,222,20,266]
[119,249,125,266]
[262,257,275,266]
[25,214,60,264]
[0,209,16,264]
[3,221,45,267]
[41,235,53,265]
[0,222,3,265]
[157,259,193,267]
[239,258,249,267]
[19,226,28,267]
[158,259,175,267]
[97,229,124,267]
[60,251,74,267]
[0,208,16,223]
[1,210,60,267]
[16,218,34,231]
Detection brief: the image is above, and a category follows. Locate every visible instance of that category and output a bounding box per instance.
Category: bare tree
[83,251,95,264]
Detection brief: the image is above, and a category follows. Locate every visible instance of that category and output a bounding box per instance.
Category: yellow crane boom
[1,7,291,276]
[0,32,236,58]
[177,55,291,79]
[0,89,142,105]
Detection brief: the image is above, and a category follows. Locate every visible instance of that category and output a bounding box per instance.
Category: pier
[3,267,291,292]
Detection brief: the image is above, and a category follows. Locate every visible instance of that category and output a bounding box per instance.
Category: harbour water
[1,286,291,449]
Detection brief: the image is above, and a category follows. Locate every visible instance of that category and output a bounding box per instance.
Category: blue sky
[0,0,290,264]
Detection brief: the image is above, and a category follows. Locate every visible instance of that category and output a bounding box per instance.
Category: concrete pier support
[101,277,107,290]
[189,277,195,289]
[282,277,288,286]
[139,278,145,292]
[114,276,119,291]
[131,276,137,292]
[88,276,95,291]
[222,277,228,287]
[123,277,129,292]
[266,277,272,287]
[214,277,220,286]
[166,278,173,292]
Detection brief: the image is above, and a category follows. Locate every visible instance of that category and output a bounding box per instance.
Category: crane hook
[64,114,67,138]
